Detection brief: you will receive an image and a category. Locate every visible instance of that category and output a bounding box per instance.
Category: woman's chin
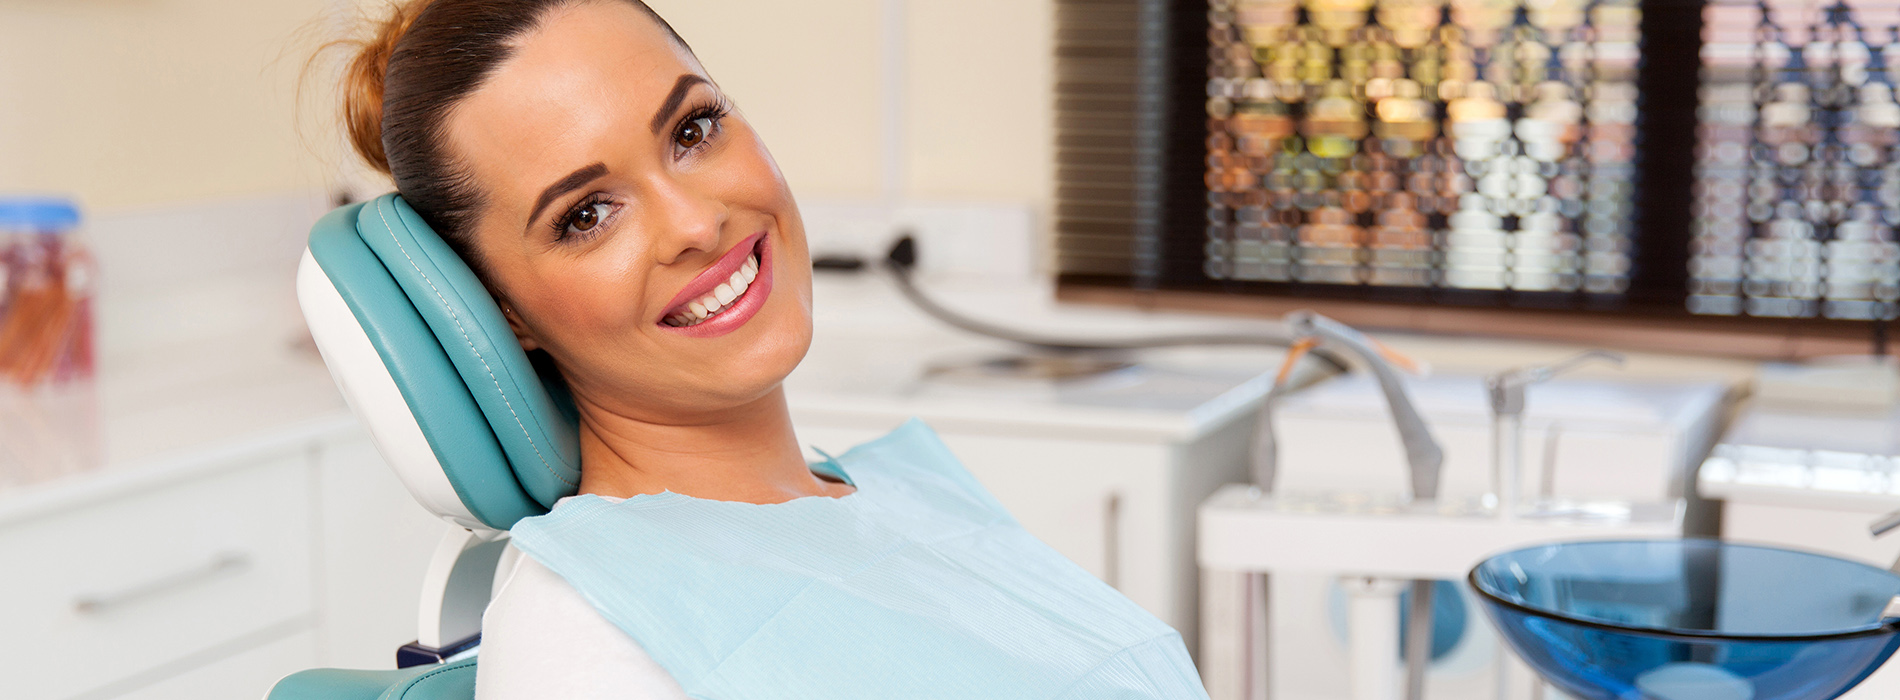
[673,334,808,403]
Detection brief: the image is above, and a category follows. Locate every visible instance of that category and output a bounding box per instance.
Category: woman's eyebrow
[527,161,610,227]
[650,74,711,133]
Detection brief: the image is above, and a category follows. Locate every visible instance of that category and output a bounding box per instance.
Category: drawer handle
[73,552,251,614]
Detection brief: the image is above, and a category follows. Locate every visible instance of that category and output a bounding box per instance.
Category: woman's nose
[646,177,727,265]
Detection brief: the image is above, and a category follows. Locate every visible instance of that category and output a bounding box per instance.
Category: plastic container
[1471,539,1900,700]
[0,197,100,486]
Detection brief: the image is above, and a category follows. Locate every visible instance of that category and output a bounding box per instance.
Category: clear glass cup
[0,197,101,487]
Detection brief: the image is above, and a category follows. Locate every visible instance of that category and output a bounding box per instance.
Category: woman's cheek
[526,280,618,355]
[565,255,647,322]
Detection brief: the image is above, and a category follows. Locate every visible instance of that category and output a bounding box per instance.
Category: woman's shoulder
[475,546,688,700]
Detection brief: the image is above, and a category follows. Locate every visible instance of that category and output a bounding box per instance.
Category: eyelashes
[547,96,734,243]
[674,97,732,151]
[552,193,616,242]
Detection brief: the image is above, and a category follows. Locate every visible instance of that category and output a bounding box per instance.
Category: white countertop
[1695,404,1900,512]
[0,266,353,525]
[789,272,1293,442]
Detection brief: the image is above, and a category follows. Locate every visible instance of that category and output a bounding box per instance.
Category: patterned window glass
[1202,0,1642,293]
[1692,0,1900,320]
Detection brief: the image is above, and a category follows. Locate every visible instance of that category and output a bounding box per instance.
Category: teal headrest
[305,194,582,530]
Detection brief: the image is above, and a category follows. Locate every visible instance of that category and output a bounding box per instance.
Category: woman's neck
[572,385,850,503]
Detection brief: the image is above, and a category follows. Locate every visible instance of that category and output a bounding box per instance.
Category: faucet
[1870,511,1900,573]
[1868,513,1900,620]
[1485,350,1625,518]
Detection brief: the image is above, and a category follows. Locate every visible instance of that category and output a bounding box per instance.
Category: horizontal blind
[1054,0,1169,280]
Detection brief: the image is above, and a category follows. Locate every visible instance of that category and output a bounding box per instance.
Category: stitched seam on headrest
[376,200,576,489]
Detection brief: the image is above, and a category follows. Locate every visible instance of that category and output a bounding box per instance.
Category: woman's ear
[499,303,543,352]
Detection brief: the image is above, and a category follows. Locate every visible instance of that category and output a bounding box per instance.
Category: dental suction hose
[1249,311,1445,501]
[879,235,1348,371]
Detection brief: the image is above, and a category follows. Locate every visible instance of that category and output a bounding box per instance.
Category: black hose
[880,235,1351,374]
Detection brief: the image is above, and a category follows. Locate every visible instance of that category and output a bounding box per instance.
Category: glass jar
[0,197,101,486]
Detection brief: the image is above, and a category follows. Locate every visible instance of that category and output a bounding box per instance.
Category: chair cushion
[350,196,581,508]
[304,195,582,530]
[266,659,475,700]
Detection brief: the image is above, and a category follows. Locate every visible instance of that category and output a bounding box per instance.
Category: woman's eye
[565,202,611,235]
[675,117,714,149]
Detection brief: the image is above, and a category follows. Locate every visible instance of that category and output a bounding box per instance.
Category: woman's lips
[661,232,764,315]
[657,233,772,338]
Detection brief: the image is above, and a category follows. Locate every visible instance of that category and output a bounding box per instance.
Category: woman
[336,1,1208,697]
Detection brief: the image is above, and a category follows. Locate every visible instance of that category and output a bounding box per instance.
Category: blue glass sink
[1470,539,1900,700]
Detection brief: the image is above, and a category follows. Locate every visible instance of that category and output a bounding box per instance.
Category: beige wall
[901,0,1052,205]
[0,0,1053,218]
[0,0,337,211]
[649,0,886,200]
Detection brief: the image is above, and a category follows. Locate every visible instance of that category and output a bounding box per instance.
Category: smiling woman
[329,1,1209,698]
[341,0,823,504]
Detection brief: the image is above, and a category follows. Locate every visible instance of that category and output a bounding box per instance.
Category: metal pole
[1403,580,1436,700]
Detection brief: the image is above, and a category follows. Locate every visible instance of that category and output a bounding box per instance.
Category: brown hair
[336,0,689,263]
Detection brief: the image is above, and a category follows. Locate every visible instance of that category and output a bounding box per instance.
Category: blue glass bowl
[1470,539,1900,700]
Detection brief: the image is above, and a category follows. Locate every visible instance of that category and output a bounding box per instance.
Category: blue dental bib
[508,420,1207,699]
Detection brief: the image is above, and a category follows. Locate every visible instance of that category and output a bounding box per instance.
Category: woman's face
[445,1,812,424]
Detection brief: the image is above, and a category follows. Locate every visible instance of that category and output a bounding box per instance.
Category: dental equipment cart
[1198,489,1683,700]
[1199,328,1711,700]
[1251,375,1727,700]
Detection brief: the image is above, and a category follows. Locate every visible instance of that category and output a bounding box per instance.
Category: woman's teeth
[663,253,760,327]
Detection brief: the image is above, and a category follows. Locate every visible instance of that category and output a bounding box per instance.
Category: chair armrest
[417,528,509,654]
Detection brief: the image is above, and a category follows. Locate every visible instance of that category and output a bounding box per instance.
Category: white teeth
[666,253,761,327]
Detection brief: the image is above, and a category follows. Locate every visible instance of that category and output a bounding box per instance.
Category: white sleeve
[475,547,688,700]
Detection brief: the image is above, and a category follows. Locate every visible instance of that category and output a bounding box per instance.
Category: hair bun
[340,0,434,175]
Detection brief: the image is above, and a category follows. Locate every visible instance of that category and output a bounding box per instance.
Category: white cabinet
[0,420,448,700]
[0,446,314,700]
[0,194,446,698]
[119,632,318,700]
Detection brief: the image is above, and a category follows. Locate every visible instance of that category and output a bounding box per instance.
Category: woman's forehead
[448,2,705,198]
[508,1,697,87]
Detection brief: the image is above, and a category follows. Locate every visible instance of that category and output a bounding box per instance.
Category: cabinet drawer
[119,629,316,700]
[0,450,314,699]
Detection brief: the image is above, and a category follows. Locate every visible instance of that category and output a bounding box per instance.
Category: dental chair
[268,194,583,699]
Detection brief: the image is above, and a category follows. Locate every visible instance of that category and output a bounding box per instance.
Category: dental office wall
[0,0,332,210]
[0,0,1055,217]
